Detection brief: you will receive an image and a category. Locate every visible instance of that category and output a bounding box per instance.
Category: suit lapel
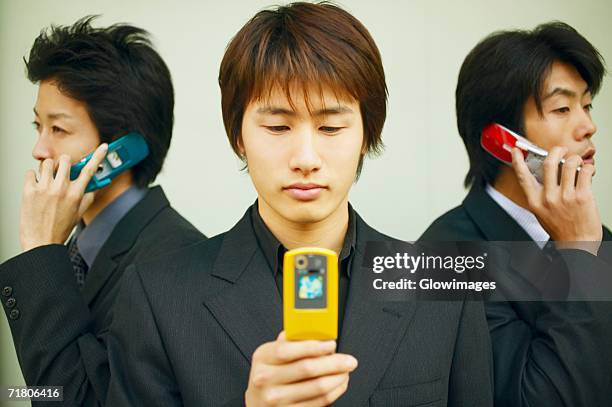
[202,209,283,363]
[336,215,417,407]
[463,186,533,242]
[81,186,170,304]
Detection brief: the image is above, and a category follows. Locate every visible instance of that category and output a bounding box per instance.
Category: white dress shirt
[485,184,549,248]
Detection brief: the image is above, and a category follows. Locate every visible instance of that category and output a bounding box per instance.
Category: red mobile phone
[481,123,578,183]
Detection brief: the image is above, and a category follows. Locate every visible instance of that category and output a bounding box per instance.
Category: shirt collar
[250,201,357,277]
[76,186,148,267]
[485,183,549,248]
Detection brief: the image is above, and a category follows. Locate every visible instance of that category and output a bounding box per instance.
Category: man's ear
[236,135,246,158]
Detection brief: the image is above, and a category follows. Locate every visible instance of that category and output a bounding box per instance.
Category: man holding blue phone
[0,17,204,406]
[420,22,612,406]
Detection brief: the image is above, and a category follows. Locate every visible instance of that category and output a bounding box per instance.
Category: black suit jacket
[420,185,612,407]
[0,186,205,406]
[107,205,493,406]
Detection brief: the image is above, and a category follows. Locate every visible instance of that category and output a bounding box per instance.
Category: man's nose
[288,128,322,175]
[32,133,54,161]
[575,109,597,141]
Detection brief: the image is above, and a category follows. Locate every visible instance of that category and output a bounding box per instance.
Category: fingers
[31,154,71,190]
[576,163,595,194]
[54,154,71,184]
[259,353,357,385]
[261,373,349,406]
[38,158,54,187]
[292,376,350,407]
[24,170,37,190]
[511,148,540,206]
[248,333,356,407]
[74,144,108,193]
[254,337,336,365]
[542,146,566,190]
[560,154,581,193]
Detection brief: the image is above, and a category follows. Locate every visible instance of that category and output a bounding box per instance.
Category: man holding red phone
[421,22,612,406]
[0,17,204,406]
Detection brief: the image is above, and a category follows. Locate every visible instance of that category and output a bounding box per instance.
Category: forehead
[542,61,589,94]
[249,82,358,113]
[35,80,89,117]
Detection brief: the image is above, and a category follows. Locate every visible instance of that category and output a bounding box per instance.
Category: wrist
[554,241,601,256]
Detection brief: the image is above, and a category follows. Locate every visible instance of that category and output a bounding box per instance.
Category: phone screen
[298,274,324,299]
[294,254,327,309]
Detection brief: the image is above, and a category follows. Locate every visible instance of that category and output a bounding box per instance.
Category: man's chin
[277,201,330,225]
[287,208,327,225]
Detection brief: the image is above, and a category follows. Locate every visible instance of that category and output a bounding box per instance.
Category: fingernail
[345,356,358,369]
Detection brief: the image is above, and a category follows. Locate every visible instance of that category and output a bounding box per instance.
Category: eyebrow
[543,87,590,100]
[33,107,72,120]
[255,105,354,116]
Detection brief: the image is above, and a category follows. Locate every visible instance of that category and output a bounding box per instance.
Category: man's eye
[51,126,66,133]
[265,126,290,133]
[584,103,593,112]
[32,121,40,131]
[553,107,570,114]
[319,126,342,134]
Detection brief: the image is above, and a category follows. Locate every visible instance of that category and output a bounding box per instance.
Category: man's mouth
[581,148,596,165]
[283,183,327,201]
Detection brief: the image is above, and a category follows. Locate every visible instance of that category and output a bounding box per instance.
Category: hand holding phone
[20,144,109,252]
[511,146,602,254]
[245,331,356,406]
[244,249,355,405]
[481,123,601,250]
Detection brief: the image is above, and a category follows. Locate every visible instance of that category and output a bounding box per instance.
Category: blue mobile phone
[70,132,149,192]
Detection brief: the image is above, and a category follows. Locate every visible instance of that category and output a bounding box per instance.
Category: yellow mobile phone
[283,248,338,340]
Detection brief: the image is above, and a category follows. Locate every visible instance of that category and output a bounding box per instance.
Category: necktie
[67,237,89,288]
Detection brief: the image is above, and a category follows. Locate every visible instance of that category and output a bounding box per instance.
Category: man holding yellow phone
[107,3,493,406]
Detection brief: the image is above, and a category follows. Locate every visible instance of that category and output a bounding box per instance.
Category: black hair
[456,21,605,188]
[26,15,174,187]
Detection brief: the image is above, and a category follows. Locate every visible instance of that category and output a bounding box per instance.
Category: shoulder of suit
[419,204,483,241]
[129,205,206,252]
[127,232,225,290]
[353,211,408,244]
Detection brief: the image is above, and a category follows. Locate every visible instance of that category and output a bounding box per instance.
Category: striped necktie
[67,237,89,288]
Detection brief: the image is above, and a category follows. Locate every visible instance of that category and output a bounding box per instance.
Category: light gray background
[1,0,611,402]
